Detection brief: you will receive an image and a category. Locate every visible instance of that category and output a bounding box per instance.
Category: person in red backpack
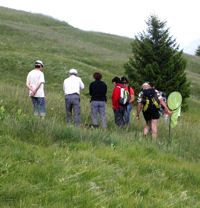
[112,77,126,127]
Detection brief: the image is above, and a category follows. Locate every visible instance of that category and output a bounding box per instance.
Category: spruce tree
[124,15,190,109]
[195,45,200,56]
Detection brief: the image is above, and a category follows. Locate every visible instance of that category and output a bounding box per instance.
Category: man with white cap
[136,82,171,138]
[63,69,84,125]
[26,60,46,118]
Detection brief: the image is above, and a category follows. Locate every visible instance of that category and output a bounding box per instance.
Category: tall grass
[1,7,200,207]
[0,82,200,161]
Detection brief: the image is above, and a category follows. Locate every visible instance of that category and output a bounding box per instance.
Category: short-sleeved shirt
[63,75,84,95]
[125,86,134,99]
[26,69,45,97]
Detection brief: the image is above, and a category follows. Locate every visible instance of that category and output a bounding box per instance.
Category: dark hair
[35,64,41,68]
[112,76,121,84]
[93,72,102,80]
[148,82,155,88]
[121,76,128,83]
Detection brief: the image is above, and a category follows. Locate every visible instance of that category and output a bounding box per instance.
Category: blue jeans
[31,97,46,117]
[124,104,132,124]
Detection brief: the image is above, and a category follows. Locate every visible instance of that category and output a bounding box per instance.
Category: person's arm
[63,81,65,93]
[31,82,43,96]
[89,83,92,96]
[136,102,142,121]
[112,87,120,107]
[129,88,135,104]
[159,99,172,116]
[80,78,84,90]
[105,83,107,95]
[26,81,33,92]
[129,94,134,103]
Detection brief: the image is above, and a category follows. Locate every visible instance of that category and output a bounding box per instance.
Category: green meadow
[1,7,200,207]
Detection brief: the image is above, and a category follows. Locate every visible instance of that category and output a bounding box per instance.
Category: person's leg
[151,119,158,138]
[114,108,125,128]
[38,97,46,118]
[150,110,160,138]
[124,104,132,124]
[91,101,99,127]
[144,120,151,136]
[31,97,39,116]
[143,111,151,136]
[98,101,107,128]
[72,94,81,125]
[65,95,72,123]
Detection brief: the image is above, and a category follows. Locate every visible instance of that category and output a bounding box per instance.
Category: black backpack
[142,88,160,112]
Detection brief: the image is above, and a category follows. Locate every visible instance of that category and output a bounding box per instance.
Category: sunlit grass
[1,7,200,207]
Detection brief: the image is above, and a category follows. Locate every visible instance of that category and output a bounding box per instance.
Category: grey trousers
[91,101,107,128]
[65,94,81,125]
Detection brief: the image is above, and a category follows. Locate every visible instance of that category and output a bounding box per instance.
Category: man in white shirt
[26,60,46,118]
[63,69,84,125]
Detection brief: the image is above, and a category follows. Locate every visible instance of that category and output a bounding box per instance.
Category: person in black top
[89,72,107,128]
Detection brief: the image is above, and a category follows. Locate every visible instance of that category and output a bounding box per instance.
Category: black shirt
[89,80,107,102]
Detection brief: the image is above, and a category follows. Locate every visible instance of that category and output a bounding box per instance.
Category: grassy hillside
[1,6,200,207]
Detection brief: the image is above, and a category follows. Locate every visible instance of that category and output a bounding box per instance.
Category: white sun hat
[142,82,150,88]
[35,60,44,67]
[69,68,78,75]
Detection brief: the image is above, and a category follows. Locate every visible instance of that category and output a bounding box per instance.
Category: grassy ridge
[1,6,200,207]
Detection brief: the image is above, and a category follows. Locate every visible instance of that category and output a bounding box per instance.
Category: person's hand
[165,107,172,116]
[30,90,36,96]
[168,109,172,116]
[136,115,140,122]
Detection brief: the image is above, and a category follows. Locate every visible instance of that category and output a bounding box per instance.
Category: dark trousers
[113,108,125,127]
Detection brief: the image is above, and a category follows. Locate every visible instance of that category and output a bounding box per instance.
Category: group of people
[26,60,172,138]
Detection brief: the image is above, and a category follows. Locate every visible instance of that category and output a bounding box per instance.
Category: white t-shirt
[26,69,45,97]
[63,75,84,95]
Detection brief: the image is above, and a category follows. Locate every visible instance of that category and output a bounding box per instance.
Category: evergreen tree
[195,45,200,56]
[124,15,190,109]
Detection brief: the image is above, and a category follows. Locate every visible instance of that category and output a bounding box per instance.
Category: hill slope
[1,7,200,207]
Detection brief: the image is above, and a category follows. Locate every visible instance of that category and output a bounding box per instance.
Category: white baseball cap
[35,60,44,67]
[69,68,78,75]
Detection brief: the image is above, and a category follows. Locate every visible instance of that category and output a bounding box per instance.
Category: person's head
[112,77,120,86]
[121,76,129,87]
[148,82,155,88]
[142,82,151,90]
[35,60,43,69]
[69,68,78,76]
[93,72,102,80]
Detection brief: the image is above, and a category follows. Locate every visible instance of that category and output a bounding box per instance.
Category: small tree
[195,45,200,56]
[124,15,190,109]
